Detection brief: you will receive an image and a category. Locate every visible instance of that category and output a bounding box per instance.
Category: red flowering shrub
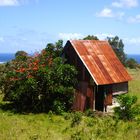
[2,40,77,113]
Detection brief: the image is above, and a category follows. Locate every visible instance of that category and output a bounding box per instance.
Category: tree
[0,64,6,91]
[83,35,99,40]
[2,40,77,113]
[107,36,126,65]
[126,58,138,69]
[114,94,140,120]
[15,51,28,61]
[55,40,63,56]
[45,40,63,58]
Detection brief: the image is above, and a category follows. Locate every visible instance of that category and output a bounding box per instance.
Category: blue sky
[0,0,140,54]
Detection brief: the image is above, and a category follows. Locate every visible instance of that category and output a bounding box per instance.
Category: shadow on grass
[0,99,38,114]
[0,101,24,114]
[0,95,47,114]
[0,100,51,114]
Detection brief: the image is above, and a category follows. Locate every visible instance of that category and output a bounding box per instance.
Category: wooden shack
[63,40,132,112]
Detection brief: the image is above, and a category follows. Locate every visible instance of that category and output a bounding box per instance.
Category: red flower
[33,67,38,71]
[10,77,19,81]
[27,75,33,78]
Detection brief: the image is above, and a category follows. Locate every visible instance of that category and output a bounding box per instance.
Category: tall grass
[128,69,140,103]
[0,69,140,140]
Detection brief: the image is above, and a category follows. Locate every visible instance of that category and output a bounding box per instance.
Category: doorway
[95,85,104,111]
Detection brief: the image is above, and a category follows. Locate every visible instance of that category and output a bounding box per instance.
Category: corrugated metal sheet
[70,40,132,85]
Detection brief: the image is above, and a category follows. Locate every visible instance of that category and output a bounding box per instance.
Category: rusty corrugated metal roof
[69,40,132,85]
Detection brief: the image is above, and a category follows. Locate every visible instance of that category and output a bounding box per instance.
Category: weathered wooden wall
[112,82,128,95]
[72,82,94,111]
[64,42,95,111]
[63,41,113,112]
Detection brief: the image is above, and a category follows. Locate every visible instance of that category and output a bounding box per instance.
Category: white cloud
[0,0,19,6]
[0,37,4,42]
[124,37,140,45]
[95,33,114,40]
[127,14,140,23]
[0,0,39,6]
[0,28,50,53]
[0,35,46,53]
[96,8,114,18]
[58,33,84,40]
[96,8,125,19]
[112,0,138,8]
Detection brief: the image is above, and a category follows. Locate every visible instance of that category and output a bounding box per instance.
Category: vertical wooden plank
[104,92,112,105]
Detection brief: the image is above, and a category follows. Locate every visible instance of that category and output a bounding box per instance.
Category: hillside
[0,69,140,140]
[129,69,140,103]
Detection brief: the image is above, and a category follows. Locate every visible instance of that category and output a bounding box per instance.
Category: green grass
[128,68,140,103]
[0,110,69,139]
[1,108,140,140]
[0,69,140,140]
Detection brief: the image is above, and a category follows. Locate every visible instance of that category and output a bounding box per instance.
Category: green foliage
[70,128,84,140]
[15,50,28,61]
[71,112,83,127]
[2,40,77,113]
[0,64,6,91]
[45,39,63,58]
[114,94,140,120]
[63,112,72,120]
[1,69,140,139]
[126,58,138,69]
[84,109,95,117]
[52,100,65,115]
[83,35,99,40]
[63,112,83,127]
[107,36,127,65]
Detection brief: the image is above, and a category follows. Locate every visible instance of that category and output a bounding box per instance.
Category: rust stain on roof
[70,40,132,85]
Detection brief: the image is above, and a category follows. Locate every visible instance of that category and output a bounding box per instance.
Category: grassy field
[0,69,140,140]
[128,68,140,103]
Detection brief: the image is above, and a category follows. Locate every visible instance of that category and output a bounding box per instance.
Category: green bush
[48,110,54,121]
[84,109,95,117]
[2,40,77,113]
[52,100,65,115]
[63,112,72,120]
[0,64,6,91]
[71,112,83,127]
[70,129,84,140]
[126,58,138,69]
[85,118,95,127]
[114,94,140,121]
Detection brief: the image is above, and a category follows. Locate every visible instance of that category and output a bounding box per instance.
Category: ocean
[0,53,15,63]
[0,53,140,64]
[127,54,140,64]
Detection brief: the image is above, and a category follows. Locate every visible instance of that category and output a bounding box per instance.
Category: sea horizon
[0,53,15,64]
[0,53,140,64]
